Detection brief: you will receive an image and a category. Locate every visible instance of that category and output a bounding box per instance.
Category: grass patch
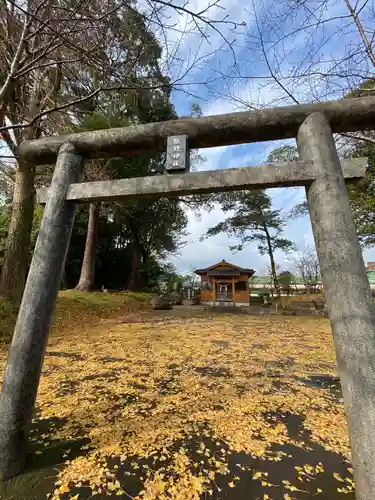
[0,290,151,344]
[0,298,19,343]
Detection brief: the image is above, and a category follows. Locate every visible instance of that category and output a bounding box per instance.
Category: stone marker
[151,296,173,310]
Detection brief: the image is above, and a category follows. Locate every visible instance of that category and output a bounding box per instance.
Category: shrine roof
[195,260,255,277]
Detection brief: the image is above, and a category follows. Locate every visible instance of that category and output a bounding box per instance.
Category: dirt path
[0,310,354,499]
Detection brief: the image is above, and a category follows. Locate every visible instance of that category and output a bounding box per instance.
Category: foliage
[60,199,183,291]
[0,308,354,498]
[157,264,185,294]
[0,0,178,301]
[278,132,375,247]
[267,145,299,164]
[204,191,294,253]
[18,87,188,292]
[0,202,44,267]
[346,135,375,247]
[86,98,188,291]
[275,79,375,247]
[138,256,170,293]
[0,0,174,144]
[26,170,188,293]
[278,270,293,293]
[183,269,199,288]
[0,297,18,343]
[203,191,295,294]
[0,203,9,266]
[289,200,309,220]
[266,145,307,221]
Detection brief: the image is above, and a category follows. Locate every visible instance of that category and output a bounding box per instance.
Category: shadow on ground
[0,311,350,499]
[0,416,91,500]
[59,413,353,500]
[3,406,352,499]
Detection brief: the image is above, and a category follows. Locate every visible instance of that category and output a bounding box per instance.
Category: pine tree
[203,191,295,295]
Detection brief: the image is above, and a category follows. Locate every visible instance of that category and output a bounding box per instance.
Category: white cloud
[170,197,303,275]
[169,205,260,273]
[196,145,230,171]
[202,97,239,118]
[159,0,372,276]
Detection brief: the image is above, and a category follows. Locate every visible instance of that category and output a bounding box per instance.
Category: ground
[0,297,354,500]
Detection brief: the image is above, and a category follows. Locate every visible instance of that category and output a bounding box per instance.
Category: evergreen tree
[203,191,295,295]
[0,0,173,301]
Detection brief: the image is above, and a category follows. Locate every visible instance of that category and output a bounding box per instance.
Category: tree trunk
[141,248,149,265]
[127,226,141,291]
[75,203,100,292]
[264,225,280,296]
[0,162,35,303]
[61,269,68,290]
[0,115,42,304]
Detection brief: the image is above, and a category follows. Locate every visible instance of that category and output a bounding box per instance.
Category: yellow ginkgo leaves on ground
[0,310,355,499]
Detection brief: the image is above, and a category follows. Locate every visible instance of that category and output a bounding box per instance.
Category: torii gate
[1,98,375,500]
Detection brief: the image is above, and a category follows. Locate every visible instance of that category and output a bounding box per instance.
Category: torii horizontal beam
[18,96,375,165]
[36,157,367,203]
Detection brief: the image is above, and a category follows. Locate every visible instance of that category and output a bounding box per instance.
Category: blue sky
[1,0,374,277]
[151,0,375,276]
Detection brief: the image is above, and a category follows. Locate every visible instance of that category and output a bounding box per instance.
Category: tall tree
[75,202,100,291]
[0,0,164,301]
[0,0,238,301]
[112,196,188,291]
[97,101,206,292]
[71,113,127,292]
[203,191,295,295]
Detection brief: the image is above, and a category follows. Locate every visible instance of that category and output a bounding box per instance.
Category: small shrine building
[195,260,255,307]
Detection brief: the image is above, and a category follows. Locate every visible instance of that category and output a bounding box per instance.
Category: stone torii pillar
[0,144,85,479]
[297,113,375,500]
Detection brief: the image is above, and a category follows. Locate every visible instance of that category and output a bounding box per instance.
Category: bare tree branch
[0,8,30,101]
[344,0,375,67]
